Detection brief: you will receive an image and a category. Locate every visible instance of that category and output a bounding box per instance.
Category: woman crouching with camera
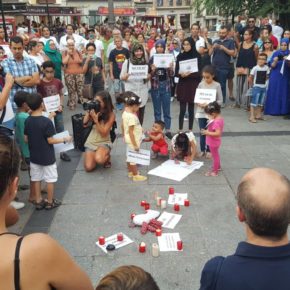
[83,91,116,172]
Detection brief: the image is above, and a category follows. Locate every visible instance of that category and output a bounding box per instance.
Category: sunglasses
[156,45,163,48]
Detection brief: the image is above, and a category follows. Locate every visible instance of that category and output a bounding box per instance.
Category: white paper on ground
[148,160,203,181]
[53,130,74,153]
[168,193,188,205]
[126,148,151,166]
[158,211,182,229]
[158,233,182,251]
[96,233,134,254]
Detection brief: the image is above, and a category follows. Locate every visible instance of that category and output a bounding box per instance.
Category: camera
[83,100,101,113]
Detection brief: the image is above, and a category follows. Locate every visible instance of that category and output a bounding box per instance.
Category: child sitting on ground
[170,132,197,165]
[143,120,168,159]
[24,93,72,210]
[248,52,270,123]
[121,91,147,182]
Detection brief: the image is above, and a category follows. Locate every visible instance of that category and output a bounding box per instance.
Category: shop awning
[96,6,136,16]
[24,5,82,16]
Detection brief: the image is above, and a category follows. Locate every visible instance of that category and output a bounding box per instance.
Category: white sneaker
[11,201,25,210]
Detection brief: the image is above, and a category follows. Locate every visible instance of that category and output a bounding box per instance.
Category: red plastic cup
[174,203,180,212]
[117,233,123,241]
[155,229,162,236]
[139,242,146,253]
[184,199,190,207]
[169,187,175,194]
[144,203,150,210]
[140,200,147,206]
[177,240,183,251]
[98,236,105,245]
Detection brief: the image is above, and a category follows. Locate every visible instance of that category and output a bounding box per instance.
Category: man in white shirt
[188,23,205,55]
[272,20,284,44]
[106,29,129,59]
[39,26,59,49]
[59,24,87,52]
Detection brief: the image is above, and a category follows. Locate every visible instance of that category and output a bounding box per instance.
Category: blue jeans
[198,118,209,152]
[151,81,171,130]
[215,67,229,103]
[251,87,266,107]
[54,112,64,133]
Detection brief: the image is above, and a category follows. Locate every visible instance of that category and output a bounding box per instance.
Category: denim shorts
[251,87,266,107]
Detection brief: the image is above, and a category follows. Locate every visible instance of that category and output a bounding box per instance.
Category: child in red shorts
[144,120,168,159]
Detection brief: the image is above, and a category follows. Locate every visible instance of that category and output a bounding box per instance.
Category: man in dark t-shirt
[109,35,129,109]
[200,168,290,290]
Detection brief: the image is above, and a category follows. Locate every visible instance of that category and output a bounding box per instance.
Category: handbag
[82,58,95,100]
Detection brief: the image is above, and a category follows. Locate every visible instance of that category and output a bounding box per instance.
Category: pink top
[206,118,224,147]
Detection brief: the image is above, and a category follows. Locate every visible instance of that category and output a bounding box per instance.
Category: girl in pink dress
[201,101,224,177]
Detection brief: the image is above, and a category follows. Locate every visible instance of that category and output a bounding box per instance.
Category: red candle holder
[98,236,105,245]
[169,187,175,195]
[177,240,183,251]
[144,203,150,210]
[139,242,146,253]
[184,199,190,207]
[140,200,146,207]
[155,229,162,236]
[117,233,123,242]
[174,203,180,212]
[130,213,136,220]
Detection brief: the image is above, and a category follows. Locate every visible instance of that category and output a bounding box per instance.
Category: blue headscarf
[155,39,166,50]
[281,37,289,46]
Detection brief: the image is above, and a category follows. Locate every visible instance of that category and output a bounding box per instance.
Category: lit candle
[174,203,180,212]
[117,233,123,241]
[139,242,146,253]
[155,229,162,236]
[144,203,150,210]
[156,197,162,207]
[160,199,167,209]
[98,236,105,245]
[184,199,190,207]
[140,200,146,207]
[177,240,183,251]
[152,243,160,257]
[168,187,174,195]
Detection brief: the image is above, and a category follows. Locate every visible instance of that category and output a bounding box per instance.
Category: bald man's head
[237,168,290,239]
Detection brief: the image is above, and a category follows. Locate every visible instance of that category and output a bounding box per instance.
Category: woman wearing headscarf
[149,39,174,138]
[175,39,201,131]
[265,38,290,116]
[171,37,181,101]
[120,43,150,125]
[43,39,62,80]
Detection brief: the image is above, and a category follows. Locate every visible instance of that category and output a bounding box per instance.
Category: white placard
[168,193,188,205]
[96,233,134,254]
[286,55,290,61]
[158,211,182,229]
[53,130,74,153]
[128,64,148,80]
[194,89,216,104]
[179,58,198,74]
[158,233,182,252]
[148,160,203,182]
[126,148,150,166]
[43,95,60,113]
[153,54,174,68]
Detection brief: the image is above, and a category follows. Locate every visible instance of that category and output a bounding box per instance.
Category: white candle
[160,199,167,209]
[152,243,159,257]
[156,196,162,207]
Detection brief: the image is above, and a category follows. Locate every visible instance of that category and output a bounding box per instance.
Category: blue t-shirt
[212,38,235,69]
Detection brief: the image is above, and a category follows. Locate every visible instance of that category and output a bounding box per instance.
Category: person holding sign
[149,40,174,139]
[120,43,150,125]
[175,39,201,132]
[195,65,222,158]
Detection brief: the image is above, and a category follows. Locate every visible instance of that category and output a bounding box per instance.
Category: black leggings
[179,102,194,130]
[138,106,145,125]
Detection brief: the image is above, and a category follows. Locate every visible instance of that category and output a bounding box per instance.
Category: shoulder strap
[213,256,225,290]
[14,236,24,290]
[0,106,6,124]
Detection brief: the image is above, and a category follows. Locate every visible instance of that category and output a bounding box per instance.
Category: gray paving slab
[14,97,290,290]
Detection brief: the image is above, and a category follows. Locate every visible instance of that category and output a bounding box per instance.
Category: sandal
[45,199,62,210]
[28,199,37,205]
[205,171,218,177]
[35,200,46,210]
[256,116,266,121]
[249,118,257,123]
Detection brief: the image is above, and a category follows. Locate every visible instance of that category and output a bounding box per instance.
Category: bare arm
[47,135,72,145]
[128,125,138,150]
[21,72,40,87]
[0,74,14,110]
[82,57,90,74]
[148,132,163,141]
[109,62,114,79]
[62,52,70,65]
[91,111,115,138]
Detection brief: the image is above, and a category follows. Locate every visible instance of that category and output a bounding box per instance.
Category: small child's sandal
[45,199,62,210]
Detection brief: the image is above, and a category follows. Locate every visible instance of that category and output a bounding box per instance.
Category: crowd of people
[0,15,290,289]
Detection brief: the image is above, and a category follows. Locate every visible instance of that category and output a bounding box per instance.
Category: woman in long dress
[265,38,290,115]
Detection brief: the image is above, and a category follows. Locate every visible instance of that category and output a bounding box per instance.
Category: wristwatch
[63,138,66,144]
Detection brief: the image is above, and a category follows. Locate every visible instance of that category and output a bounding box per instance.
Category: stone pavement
[13,99,290,289]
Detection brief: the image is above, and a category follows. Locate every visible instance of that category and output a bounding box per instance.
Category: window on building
[176,0,182,5]
[157,0,163,6]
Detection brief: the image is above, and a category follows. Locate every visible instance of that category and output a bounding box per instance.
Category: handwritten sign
[128,64,148,80]
[53,131,74,153]
[153,54,174,68]
[194,89,216,104]
[126,148,150,166]
[43,95,60,113]
[179,58,198,74]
